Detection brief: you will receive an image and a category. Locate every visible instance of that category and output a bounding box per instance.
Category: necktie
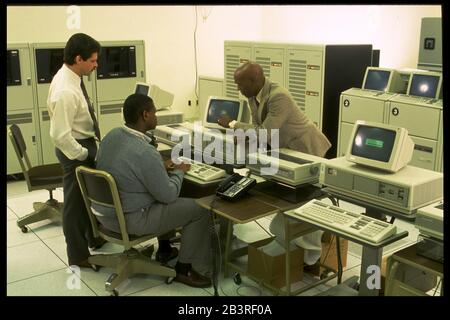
[80,78,101,141]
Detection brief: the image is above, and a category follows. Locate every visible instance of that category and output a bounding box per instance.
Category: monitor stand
[253,180,324,204]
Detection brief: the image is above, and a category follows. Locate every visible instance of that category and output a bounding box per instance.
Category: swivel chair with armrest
[75,166,176,296]
[8,124,63,233]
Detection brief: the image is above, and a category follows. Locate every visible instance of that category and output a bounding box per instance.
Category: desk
[196,184,335,295]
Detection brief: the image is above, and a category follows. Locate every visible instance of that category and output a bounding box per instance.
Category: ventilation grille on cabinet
[255,56,271,78]
[288,59,307,111]
[225,54,240,99]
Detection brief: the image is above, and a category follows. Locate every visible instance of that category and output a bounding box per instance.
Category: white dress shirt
[47,64,96,160]
[122,125,152,144]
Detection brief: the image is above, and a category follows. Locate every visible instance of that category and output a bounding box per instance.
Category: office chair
[8,124,63,233]
[75,166,176,296]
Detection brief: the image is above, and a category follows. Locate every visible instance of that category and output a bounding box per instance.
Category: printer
[153,122,193,147]
[246,148,325,187]
[415,200,443,263]
[416,200,444,240]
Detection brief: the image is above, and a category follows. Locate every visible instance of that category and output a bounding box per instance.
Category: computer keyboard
[293,199,397,243]
[177,156,226,182]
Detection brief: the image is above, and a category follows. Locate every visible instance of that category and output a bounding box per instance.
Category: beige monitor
[407,71,442,99]
[134,82,174,110]
[202,96,246,130]
[362,67,406,93]
[346,120,414,173]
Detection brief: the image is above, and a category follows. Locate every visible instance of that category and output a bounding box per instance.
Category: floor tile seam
[7,238,42,249]
[7,266,68,285]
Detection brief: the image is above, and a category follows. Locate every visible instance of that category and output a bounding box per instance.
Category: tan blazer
[235,78,331,157]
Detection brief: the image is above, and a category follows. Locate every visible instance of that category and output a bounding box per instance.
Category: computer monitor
[203,96,246,130]
[134,82,174,110]
[97,46,137,79]
[7,50,22,86]
[346,120,414,173]
[362,67,406,93]
[35,48,64,84]
[407,71,442,99]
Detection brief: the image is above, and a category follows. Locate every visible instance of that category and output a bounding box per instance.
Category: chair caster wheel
[106,273,118,292]
[166,276,175,285]
[91,264,101,272]
[233,273,242,285]
[20,226,28,233]
[110,290,119,296]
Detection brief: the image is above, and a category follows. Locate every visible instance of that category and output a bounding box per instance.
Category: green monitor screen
[351,125,396,162]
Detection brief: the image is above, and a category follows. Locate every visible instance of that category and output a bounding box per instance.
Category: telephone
[216,173,257,201]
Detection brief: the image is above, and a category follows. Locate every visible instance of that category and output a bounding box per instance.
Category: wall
[259,5,441,69]
[7,5,262,119]
[7,5,441,119]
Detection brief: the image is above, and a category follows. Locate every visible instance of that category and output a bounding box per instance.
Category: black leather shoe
[156,247,179,264]
[174,268,212,288]
[89,237,107,250]
[69,257,101,271]
[303,261,320,276]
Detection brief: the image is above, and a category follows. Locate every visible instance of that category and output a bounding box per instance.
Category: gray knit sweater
[92,127,184,216]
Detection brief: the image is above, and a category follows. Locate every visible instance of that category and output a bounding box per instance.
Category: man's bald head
[234,62,265,98]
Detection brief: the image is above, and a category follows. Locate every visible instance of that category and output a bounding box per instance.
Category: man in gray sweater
[93,94,211,288]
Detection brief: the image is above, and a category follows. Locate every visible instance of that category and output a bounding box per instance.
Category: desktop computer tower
[7,43,40,175]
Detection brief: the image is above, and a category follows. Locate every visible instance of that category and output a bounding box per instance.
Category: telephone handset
[216,173,257,202]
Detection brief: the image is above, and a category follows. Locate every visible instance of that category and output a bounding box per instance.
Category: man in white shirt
[48,33,104,269]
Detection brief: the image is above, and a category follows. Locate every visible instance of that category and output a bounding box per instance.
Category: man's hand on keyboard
[173,162,191,173]
[164,159,175,171]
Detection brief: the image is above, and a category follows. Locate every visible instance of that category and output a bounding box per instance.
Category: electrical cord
[193,6,199,101]
[208,196,222,296]
[236,284,262,296]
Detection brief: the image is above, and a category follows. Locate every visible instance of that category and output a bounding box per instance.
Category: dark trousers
[55,138,97,264]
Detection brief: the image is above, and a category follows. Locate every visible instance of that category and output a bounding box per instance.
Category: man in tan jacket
[218,62,331,268]
[218,62,331,157]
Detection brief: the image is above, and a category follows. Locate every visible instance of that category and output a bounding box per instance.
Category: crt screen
[351,125,396,162]
[206,99,240,123]
[364,70,391,91]
[35,48,64,84]
[7,50,22,86]
[408,74,440,98]
[97,46,136,78]
[135,84,149,95]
